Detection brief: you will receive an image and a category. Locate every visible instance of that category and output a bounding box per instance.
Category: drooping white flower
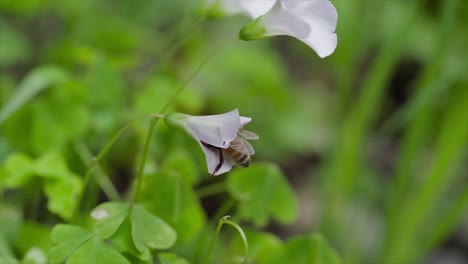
[164,109,258,175]
[207,0,338,58]
[205,0,275,19]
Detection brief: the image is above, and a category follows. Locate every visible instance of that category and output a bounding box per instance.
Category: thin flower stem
[203,216,248,264]
[196,181,226,198]
[159,37,237,114]
[81,113,154,193]
[74,141,122,201]
[86,114,158,169]
[76,113,163,217]
[131,116,160,208]
[133,19,204,89]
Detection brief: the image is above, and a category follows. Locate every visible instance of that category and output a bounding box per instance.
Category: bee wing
[238,129,259,140]
[230,137,255,155]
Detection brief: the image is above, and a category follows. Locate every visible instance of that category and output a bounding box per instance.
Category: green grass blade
[0,65,68,125]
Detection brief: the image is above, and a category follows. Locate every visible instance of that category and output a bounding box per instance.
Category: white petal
[255,0,338,57]
[286,0,338,33]
[261,0,310,39]
[302,32,337,58]
[240,116,252,127]
[184,109,240,148]
[199,142,233,175]
[218,0,276,19]
[238,0,276,19]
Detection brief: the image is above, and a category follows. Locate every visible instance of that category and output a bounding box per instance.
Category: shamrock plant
[0,1,344,264]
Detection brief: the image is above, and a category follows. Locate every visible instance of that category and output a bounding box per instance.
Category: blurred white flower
[164,109,258,175]
[207,0,338,58]
[90,208,109,220]
[205,0,275,19]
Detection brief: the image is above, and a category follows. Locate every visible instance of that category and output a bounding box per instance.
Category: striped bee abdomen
[224,147,251,167]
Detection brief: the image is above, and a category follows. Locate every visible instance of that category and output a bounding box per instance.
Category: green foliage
[50,224,129,264]
[227,163,298,227]
[158,253,190,264]
[1,151,82,219]
[131,205,177,250]
[278,234,341,264]
[229,231,340,264]
[139,169,205,244]
[89,202,177,262]
[1,0,466,263]
[0,19,32,67]
[0,65,68,125]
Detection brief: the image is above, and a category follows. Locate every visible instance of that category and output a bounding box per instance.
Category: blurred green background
[1,0,467,263]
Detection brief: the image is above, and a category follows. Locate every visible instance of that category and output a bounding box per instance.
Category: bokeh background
[1,0,467,263]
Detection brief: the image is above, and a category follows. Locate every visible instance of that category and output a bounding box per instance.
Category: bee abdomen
[237,154,250,167]
[225,148,251,167]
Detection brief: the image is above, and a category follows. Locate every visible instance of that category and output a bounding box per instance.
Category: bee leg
[212,148,224,175]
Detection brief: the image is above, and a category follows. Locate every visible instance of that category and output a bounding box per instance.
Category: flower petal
[238,0,276,19]
[286,0,338,33]
[240,116,252,127]
[184,109,240,148]
[216,0,276,19]
[199,142,233,175]
[302,32,337,58]
[261,0,310,39]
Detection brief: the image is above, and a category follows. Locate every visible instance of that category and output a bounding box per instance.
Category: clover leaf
[50,224,130,264]
[282,234,341,264]
[92,202,129,239]
[227,163,298,227]
[130,205,177,251]
[66,237,130,264]
[49,225,94,263]
[139,171,204,244]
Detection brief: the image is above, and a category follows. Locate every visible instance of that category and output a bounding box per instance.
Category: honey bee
[212,129,259,175]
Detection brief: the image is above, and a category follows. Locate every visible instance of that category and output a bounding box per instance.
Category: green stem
[196,182,226,198]
[133,19,204,89]
[86,114,154,170]
[74,141,122,201]
[131,115,162,207]
[74,114,154,219]
[159,37,237,114]
[203,216,249,264]
[81,114,154,196]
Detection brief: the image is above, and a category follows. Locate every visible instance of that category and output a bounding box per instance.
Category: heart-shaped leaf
[66,237,130,264]
[282,234,341,264]
[91,202,129,239]
[43,174,82,220]
[131,205,177,250]
[34,151,83,220]
[49,225,93,263]
[111,217,152,263]
[230,230,282,263]
[227,163,298,227]
[1,152,34,189]
[139,171,205,244]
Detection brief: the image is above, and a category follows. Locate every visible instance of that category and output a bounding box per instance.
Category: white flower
[164,109,258,175]
[207,0,338,58]
[90,208,109,220]
[205,0,275,19]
